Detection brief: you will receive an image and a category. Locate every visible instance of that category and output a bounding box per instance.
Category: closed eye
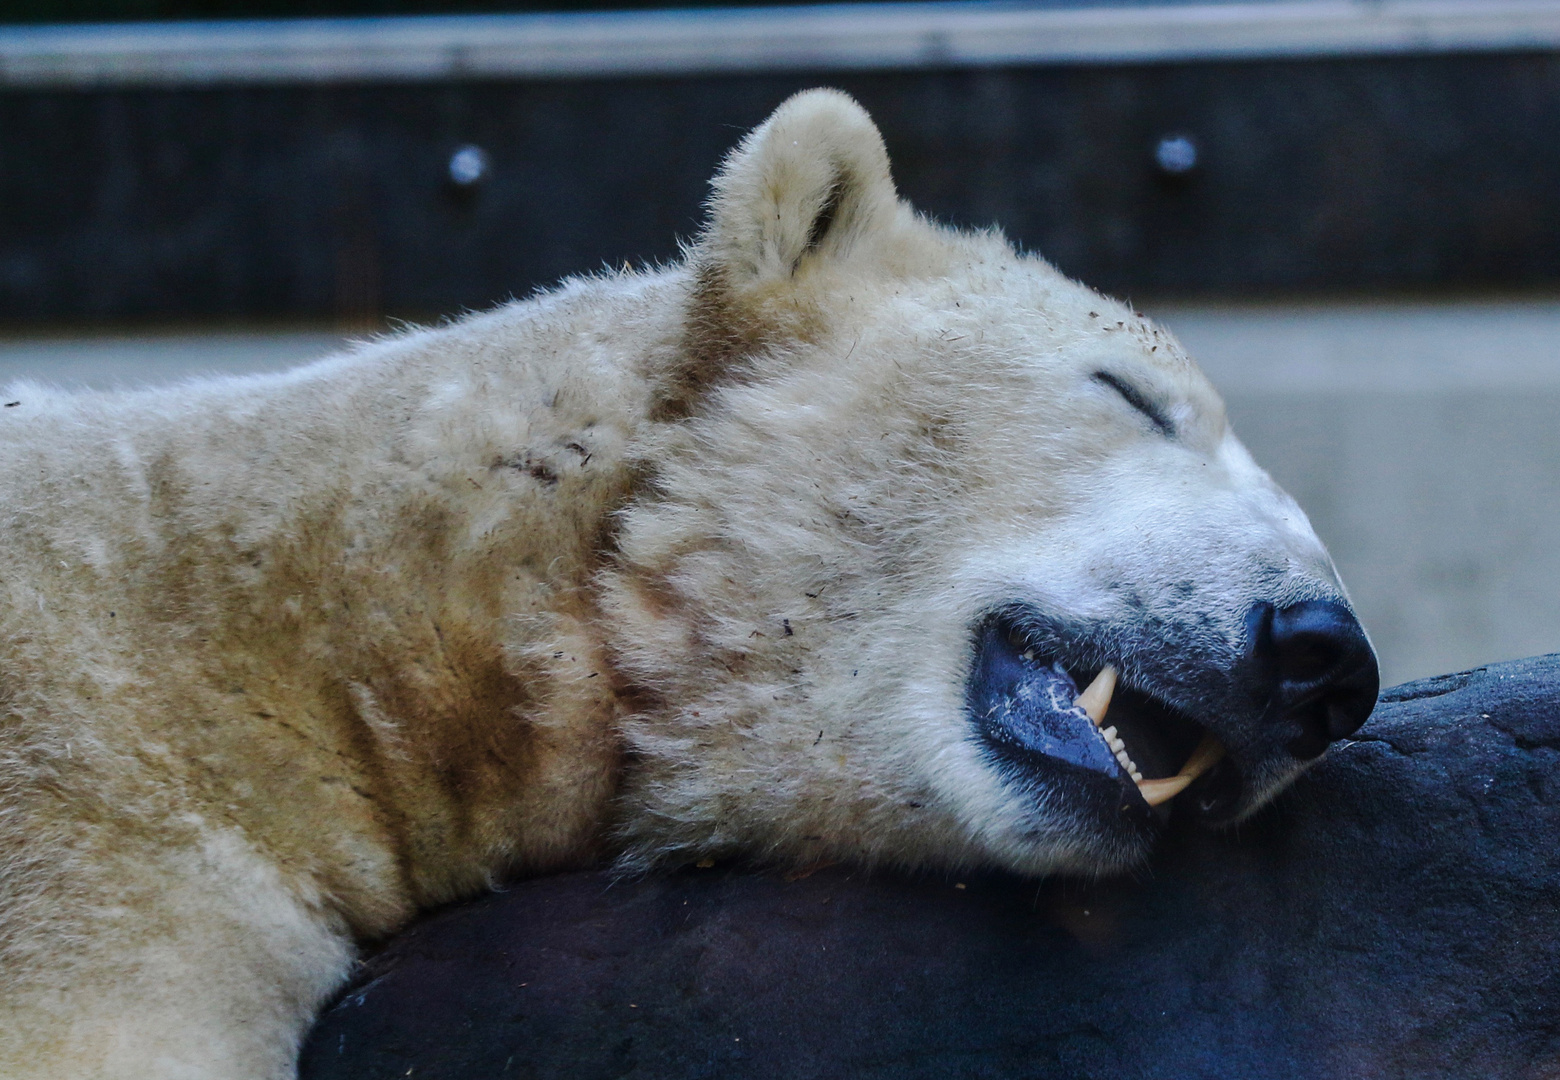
[1092,371,1174,438]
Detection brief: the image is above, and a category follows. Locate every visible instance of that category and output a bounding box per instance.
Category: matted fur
[0,91,1349,1078]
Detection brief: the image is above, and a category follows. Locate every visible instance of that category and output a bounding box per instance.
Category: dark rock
[299,655,1560,1079]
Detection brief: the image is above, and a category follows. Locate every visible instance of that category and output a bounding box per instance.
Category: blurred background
[1,0,1557,685]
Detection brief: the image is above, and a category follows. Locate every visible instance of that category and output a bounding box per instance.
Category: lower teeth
[1071,664,1226,807]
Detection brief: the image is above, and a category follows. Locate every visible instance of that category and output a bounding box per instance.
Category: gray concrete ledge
[0,328,350,390]
[4,1,1560,88]
[1155,296,1560,392]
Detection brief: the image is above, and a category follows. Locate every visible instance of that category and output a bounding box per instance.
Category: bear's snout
[1246,599,1380,761]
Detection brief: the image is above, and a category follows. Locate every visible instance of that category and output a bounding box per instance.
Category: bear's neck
[118,268,697,926]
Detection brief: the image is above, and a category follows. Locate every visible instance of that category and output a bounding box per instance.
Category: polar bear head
[603,90,1377,877]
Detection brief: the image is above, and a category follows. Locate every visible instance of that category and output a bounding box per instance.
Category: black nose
[1248,599,1380,760]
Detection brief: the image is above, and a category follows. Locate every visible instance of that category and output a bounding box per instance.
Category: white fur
[0,90,1350,1077]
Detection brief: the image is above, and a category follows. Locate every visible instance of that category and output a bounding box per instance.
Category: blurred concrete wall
[1154,298,1560,685]
[2,297,1556,686]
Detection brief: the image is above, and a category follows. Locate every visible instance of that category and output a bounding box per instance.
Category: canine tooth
[1179,732,1226,780]
[1132,734,1227,807]
[1137,774,1193,806]
[1074,666,1117,726]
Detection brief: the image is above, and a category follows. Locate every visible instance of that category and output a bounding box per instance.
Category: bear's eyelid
[1091,371,1175,438]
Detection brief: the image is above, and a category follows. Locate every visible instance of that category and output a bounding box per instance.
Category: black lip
[967,617,1126,782]
[965,615,1155,849]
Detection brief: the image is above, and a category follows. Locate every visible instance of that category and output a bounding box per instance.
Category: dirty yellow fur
[0,91,1343,1078]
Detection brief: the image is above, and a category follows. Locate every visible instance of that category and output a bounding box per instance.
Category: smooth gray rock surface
[299,655,1560,1079]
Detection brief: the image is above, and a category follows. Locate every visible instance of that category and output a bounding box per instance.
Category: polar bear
[0,90,1377,1078]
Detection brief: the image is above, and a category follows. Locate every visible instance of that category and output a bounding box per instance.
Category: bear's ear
[663,90,899,418]
[699,88,899,295]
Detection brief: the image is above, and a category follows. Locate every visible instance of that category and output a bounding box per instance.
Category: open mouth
[968,615,1238,817]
